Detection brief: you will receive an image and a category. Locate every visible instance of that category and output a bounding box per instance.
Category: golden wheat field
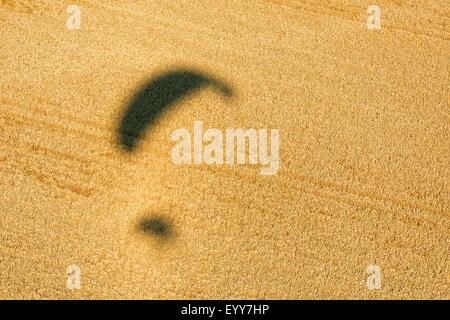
[0,0,449,299]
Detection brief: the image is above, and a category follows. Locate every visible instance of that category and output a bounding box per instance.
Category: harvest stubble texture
[0,0,448,299]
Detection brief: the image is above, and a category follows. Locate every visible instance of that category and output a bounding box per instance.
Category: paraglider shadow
[118,67,235,244]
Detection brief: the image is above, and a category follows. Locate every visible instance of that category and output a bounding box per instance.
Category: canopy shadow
[118,68,234,152]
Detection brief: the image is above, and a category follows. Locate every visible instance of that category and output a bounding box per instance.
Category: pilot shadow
[136,215,176,242]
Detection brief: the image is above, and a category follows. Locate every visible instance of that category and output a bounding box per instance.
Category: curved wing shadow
[118,68,233,152]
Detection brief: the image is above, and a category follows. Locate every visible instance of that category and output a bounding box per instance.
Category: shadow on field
[119,68,234,243]
[117,68,234,152]
[136,215,175,240]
